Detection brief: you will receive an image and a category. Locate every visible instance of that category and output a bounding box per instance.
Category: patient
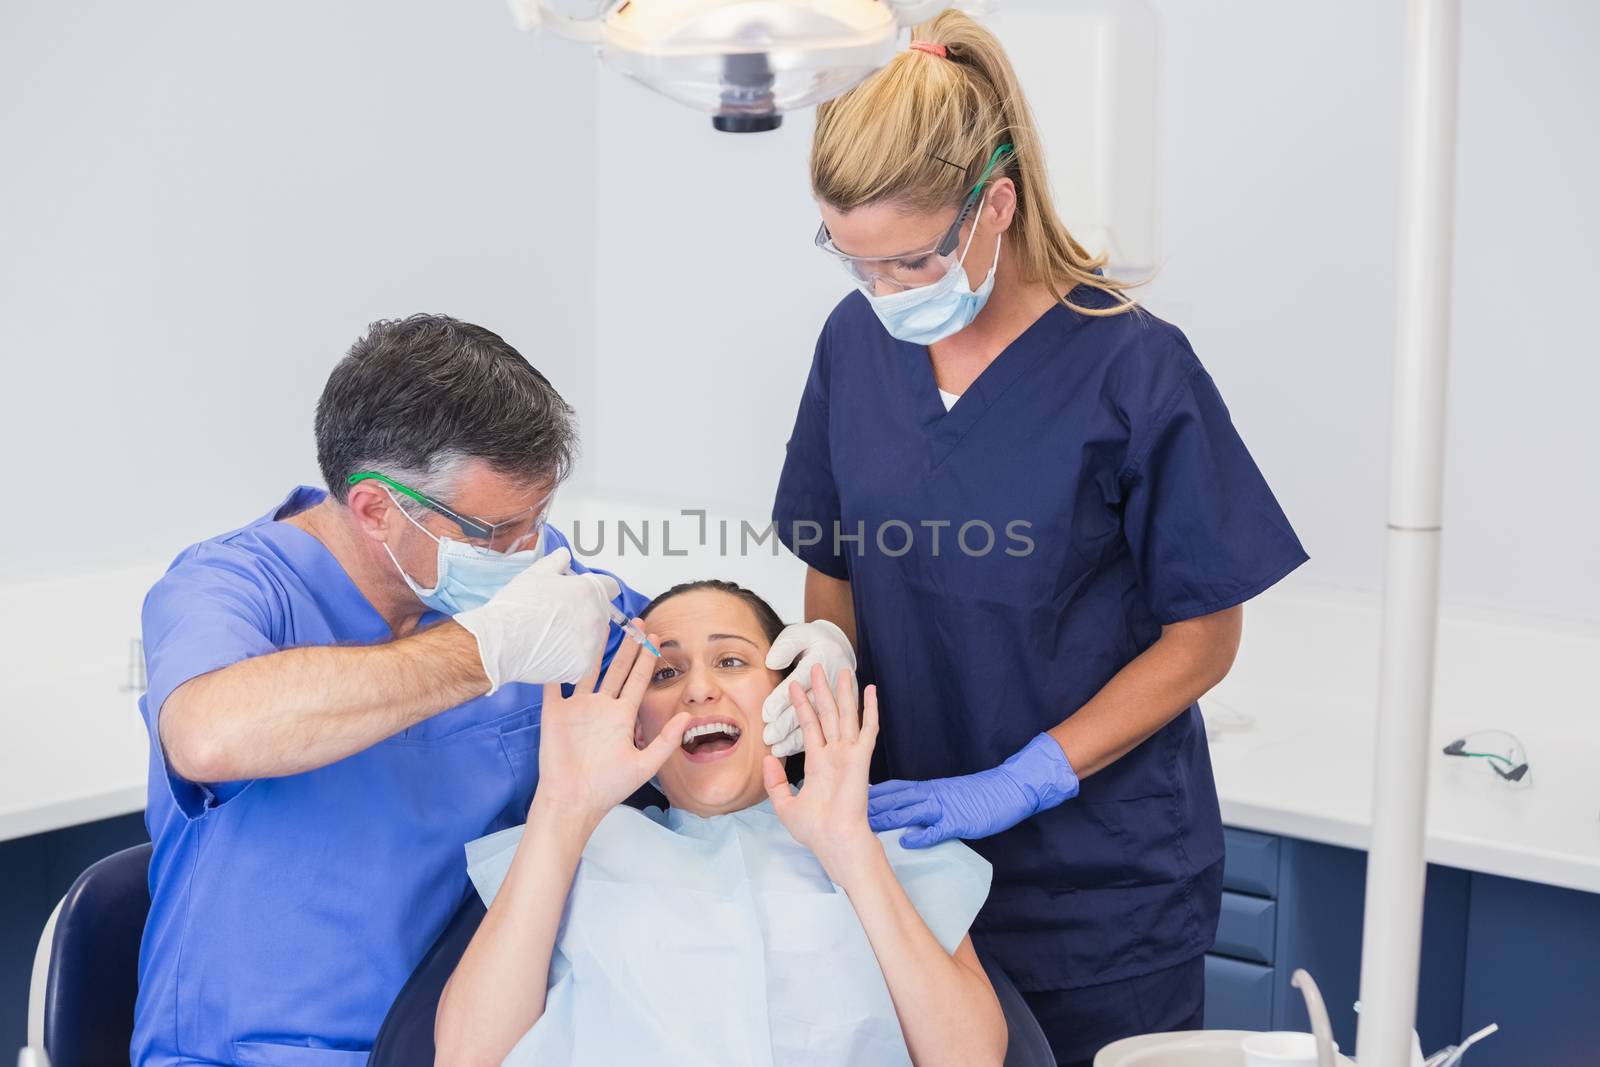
[435,580,1006,1066]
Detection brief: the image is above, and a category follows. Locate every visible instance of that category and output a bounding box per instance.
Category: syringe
[608,604,662,657]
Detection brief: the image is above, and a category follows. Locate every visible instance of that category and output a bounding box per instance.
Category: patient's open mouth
[681,720,742,763]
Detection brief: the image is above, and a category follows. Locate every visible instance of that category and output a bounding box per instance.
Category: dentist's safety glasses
[347,471,552,554]
[1441,729,1531,788]
[815,144,1013,293]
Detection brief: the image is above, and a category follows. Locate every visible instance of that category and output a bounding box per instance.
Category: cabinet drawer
[1213,891,1277,964]
[1223,827,1280,898]
[1204,954,1275,1033]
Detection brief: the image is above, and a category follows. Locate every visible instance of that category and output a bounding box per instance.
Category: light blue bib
[465,799,992,1066]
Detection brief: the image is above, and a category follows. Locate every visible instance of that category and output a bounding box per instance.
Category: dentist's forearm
[829,838,1006,1067]
[1048,605,1242,779]
[158,621,490,784]
[435,799,596,1066]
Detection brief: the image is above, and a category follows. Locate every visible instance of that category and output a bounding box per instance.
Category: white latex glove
[761,619,857,758]
[456,547,622,692]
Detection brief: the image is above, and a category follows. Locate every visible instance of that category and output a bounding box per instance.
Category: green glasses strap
[347,471,431,507]
[967,143,1014,197]
[347,470,495,540]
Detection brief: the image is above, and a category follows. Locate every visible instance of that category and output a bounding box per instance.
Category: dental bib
[465,799,992,1066]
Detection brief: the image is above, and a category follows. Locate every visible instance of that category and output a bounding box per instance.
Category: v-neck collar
[906,303,1082,467]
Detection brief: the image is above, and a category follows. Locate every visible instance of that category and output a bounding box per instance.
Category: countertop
[1206,580,1600,894]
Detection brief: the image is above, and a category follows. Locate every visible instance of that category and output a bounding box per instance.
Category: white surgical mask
[863,211,1001,346]
[384,493,541,615]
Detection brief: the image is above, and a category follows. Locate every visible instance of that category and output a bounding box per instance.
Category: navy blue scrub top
[773,290,1307,992]
[132,487,647,1066]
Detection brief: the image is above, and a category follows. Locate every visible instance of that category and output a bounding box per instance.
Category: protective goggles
[347,471,552,554]
[1441,730,1531,787]
[814,144,1013,293]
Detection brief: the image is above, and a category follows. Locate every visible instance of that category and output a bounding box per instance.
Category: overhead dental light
[510,0,951,132]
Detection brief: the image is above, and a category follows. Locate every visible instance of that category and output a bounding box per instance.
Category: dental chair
[18,841,1053,1067]
[22,842,153,1067]
[369,893,1057,1067]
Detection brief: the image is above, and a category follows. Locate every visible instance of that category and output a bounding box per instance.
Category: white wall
[2,1,1593,622]
[1138,0,1404,604]
[583,0,1600,624]
[0,0,597,577]
[1141,0,1600,621]
[1441,0,1600,616]
[585,70,841,521]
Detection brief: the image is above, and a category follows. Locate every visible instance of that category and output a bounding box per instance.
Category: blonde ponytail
[811,9,1137,316]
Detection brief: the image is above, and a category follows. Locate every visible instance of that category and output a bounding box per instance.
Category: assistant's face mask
[383,492,541,615]
[862,197,1002,346]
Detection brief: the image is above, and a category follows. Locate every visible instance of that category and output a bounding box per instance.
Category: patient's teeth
[680,721,742,746]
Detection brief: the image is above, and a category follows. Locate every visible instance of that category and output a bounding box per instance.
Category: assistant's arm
[802,567,1238,782]
[1048,604,1241,778]
[867,603,1244,847]
[803,565,856,650]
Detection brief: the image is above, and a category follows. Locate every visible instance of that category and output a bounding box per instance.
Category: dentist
[129,314,857,1065]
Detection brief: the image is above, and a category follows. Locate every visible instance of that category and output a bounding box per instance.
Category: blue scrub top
[773,291,1307,993]
[132,487,647,1067]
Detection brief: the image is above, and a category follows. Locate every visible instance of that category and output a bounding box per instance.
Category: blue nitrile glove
[867,733,1080,849]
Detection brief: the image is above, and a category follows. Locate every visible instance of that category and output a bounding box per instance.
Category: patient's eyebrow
[654,633,760,651]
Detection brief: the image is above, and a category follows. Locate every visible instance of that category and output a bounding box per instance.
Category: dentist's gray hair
[316,314,577,504]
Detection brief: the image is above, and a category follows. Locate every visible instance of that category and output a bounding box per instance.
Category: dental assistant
[770,13,1307,1067]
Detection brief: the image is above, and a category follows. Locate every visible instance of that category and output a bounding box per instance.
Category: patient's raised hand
[763,665,880,879]
[535,632,691,828]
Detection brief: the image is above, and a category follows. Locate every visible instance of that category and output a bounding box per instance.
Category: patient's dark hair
[641,580,785,644]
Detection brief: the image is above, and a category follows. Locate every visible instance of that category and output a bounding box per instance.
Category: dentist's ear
[346,481,397,542]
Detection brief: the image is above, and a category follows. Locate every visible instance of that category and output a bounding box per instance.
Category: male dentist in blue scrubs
[128,315,866,1066]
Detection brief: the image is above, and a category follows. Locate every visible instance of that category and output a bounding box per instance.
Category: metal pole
[1355,0,1461,1063]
